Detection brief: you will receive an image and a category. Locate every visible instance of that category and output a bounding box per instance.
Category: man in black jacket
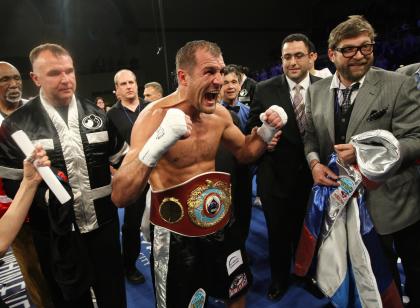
[0,44,127,308]
[246,33,320,301]
[107,69,147,284]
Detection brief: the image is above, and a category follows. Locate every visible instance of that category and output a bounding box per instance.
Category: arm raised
[111,107,191,207]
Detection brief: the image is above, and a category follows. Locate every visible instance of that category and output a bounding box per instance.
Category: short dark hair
[29,43,70,65]
[328,15,376,49]
[281,33,312,53]
[308,40,317,53]
[221,64,243,83]
[175,40,222,72]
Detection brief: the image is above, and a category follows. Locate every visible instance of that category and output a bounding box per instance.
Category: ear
[327,48,335,63]
[30,72,41,87]
[177,69,188,87]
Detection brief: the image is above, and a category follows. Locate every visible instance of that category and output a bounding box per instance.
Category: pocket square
[367,107,388,121]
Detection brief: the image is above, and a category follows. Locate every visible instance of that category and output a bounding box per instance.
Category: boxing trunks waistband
[150,171,231,237]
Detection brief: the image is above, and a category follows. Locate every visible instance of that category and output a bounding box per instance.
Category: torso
[144,96,230,190]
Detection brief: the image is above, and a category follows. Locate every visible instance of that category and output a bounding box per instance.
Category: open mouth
[204,91,218,101]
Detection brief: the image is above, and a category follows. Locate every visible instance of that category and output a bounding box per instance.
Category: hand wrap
[257,105,288,143]
[138,108,187,167]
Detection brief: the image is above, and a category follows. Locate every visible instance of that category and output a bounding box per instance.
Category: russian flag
[294,155,402,308]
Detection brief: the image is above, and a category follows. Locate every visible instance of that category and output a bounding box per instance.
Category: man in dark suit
[246,33,320,300]
[304,16,420,307]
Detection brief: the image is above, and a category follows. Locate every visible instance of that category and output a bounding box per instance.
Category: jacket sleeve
[391,75,420,164]
[303,86,321,165]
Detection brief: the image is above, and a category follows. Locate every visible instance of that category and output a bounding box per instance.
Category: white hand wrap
[257,105,288,143]
[138,108,187,167]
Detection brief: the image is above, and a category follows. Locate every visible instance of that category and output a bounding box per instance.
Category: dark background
[1,0,419,103]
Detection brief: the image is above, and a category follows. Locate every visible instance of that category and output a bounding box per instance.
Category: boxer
[112,40,286,308]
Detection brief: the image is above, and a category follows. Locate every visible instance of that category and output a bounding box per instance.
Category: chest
[163,120,223,167]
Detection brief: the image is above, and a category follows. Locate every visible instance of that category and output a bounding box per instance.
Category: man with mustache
[112,40,286,308]
[304,15,420,307]
[0,61,54,308]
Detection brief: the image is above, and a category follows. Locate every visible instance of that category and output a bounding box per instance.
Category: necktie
[292,84,305,134]
[340,82,360,114]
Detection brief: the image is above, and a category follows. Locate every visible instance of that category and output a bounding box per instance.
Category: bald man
[0,61,54,308]
[107,69,147,284]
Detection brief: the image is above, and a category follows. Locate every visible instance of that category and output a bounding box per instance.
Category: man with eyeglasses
[304,15,420,307]
[246,33,320,301]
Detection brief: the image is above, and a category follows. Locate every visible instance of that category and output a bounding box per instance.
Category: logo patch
[239,89,248,97]
[82,114,103,129]
[226,250,243,275]
[229,273,248,298]
[188,288,206,308]
[204,193,221,217]
[187,179,231,228]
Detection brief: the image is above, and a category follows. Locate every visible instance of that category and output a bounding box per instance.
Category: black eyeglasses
[334,42,375,58]
[281,52,309,61]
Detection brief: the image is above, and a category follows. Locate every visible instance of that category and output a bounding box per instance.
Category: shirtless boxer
[112,40,286,308]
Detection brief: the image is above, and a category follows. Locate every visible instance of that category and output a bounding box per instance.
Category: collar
[39,89,76,109]
[241,74,247,86]
[330,72,366,90]
[285,73,311,91]
[118,99,141,112]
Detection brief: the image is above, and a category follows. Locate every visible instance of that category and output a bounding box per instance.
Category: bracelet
[310,161,320,170]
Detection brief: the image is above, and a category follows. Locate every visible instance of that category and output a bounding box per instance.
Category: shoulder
[107,102,122,117]
[255,75,284,94]
[214,103,232,119]
[5,97,40,124]
[244,77,257,87]
[309,74,322,84]
[309,76,332,91]
[367,68,409,85]
[396,63,420,76]
[257,75,283,88]
[79,97,96,108]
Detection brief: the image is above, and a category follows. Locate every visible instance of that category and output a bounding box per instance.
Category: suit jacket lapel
[346,70,379,139]
[322,86,335,143]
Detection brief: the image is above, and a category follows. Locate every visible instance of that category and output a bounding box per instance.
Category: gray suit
[304,68,420,235]
[396,63,420,77]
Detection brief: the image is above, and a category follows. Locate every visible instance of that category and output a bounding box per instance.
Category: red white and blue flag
[295,154,402,308]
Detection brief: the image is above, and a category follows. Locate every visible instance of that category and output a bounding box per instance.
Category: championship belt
[150,172,231,237]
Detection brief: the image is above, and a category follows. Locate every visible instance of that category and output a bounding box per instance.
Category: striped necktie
[292,84,305,134]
